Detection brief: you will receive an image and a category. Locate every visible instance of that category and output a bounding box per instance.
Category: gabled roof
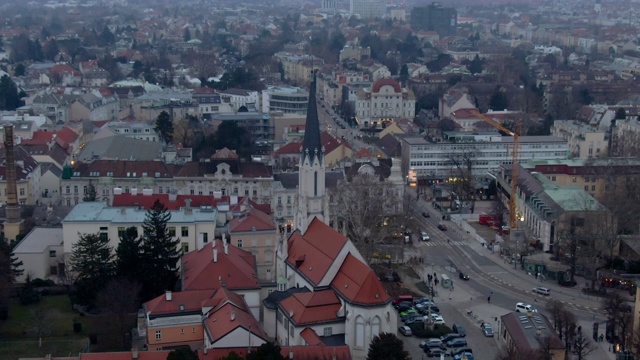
[279,289,342,326]
[372,78,401,93]
[331,253,391,306]
[182,240,260,291]
[501,312,564,353]
[286,218,348,286]
[144,290,215,316]
[228,207,276,232]
[300,328,324,345]
[203,301,266,344]
[320,131,353,154]
[211,147,239,159]
[375,133,401,157]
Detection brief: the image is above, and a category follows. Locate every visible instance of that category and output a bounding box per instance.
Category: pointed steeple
[301,71,323,164]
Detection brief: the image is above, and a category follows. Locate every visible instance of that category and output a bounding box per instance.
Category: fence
[451,214,487,245]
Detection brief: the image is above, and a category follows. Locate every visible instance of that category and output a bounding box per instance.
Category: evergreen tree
[115,227,142,280]
[183,29,191,42]
[467,54,484,74]
[489,86,509,111]
[0,239,23,282]
[69,233,114,305]
[367,333,410,360]
[141,200,179,299]
[83,180,97,201]
[399,64,409,84]
[155,111,174,145]
[14,64,25,77]
[167,347,199,360]
[246,342,286,360]
[615,107,627,120]
[0,75,22,111]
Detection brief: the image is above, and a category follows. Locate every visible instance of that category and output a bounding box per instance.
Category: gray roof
[13,227,63,253]
[62,201,218,224]
[273,171,344,190]
[77,135,163,162]
[211,112,266,121]
[262,287,310,309]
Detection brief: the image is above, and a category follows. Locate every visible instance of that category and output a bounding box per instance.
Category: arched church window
[371,316,381,338]
[355,315,365,348]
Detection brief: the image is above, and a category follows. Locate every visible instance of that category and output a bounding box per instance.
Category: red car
[438,224,448,231]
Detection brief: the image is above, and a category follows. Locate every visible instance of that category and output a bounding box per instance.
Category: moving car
[438,223,448,231]
[481,323,494,337]
[422,211,431,218]
[516,302,538,313]
[452,324,466,337]
[446,338,468,348]
[421,231,430,241]
[459,272,470,280]
[398,325,412,336]
[533,287,551,296]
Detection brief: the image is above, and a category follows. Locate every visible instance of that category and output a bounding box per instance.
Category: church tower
[294,72,329,233]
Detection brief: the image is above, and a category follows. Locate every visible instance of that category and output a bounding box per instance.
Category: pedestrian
[487,296,491,304]
[593,311,596,320]
[535,272,539,279]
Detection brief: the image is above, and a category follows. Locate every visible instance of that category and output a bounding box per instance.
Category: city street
[317,100,369,151]
[398,186,618,360]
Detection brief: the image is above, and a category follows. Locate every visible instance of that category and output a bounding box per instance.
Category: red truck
[479,214,501,226]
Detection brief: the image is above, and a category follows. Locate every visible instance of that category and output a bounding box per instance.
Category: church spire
[301,71,323,164]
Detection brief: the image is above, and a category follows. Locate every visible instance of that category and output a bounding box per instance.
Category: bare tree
[560,307,577,358]
[547,300,565,332]
[603,293,633,348]
[572,330,595,360]
[28,308,51,347]
[536,336,554,360]
[97,278,141,350]
[494,341,530,360]
[448,148,477,213]
[333,173,402,263]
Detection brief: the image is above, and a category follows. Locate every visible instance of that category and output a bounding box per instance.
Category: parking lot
[396,296,499,359]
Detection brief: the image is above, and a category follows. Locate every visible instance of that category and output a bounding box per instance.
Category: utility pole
[424,263,435,331]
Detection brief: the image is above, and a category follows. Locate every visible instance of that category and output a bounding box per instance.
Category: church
[264,73,397,359]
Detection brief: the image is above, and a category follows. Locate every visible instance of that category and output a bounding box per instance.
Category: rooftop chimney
[213,248,218,263]
[165,291,172,301]
[230,311,236,321]
[289,349,294,359]
[3,125,23,241]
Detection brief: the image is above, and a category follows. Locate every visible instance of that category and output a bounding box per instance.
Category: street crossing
[417,240,467,247]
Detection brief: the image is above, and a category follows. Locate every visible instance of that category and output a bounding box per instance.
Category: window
[181,226,189,237]
[65,186,70,194]
[74,185,78,194]
[324,327,332,337]
[371,316,381,338]
[237,239,243,248]
[19,188,25,196]
[202,233,208,243]
[277,310,283,323]
[290,325,294,338]
[252,189,257,196]
[181,242,189,254]
[572,177,577,183]
[551,176,556,181]
[584,186,589,191]
[168,227,176,237]
[155,331,162,340]
[192,328,196,333]
[190,189,195,195]
[117,227,126,238]
[355,316,365,348]
[181,328,184,334]
[99,227,108,241]
[251,238,257,247]
[83,186,87,194]
[49,250,57,257]
[591,185,596,191]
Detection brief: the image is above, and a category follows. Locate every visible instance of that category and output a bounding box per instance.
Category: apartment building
[551,120,608,159]
[261,86,309,115]
[355,78,416,123]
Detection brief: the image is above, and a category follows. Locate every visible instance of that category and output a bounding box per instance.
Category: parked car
[440,333,462,343]
[421,231,431,241]
[404,316,423,325]
[418,305,441,314]
[420,338,445,349]
[452,324,466,337]
[398,325,412,336]
[425,347,445,358]
[400,309,418,318]
[481,323,494,337]
[422,211,431,218]
[395,301,413,310]
[459,272,470,280]
[446,338,468,348]
[453,352,474,360]
[533,287,551,296]
[438,224,448,231]
[450,348,473,357]
[414,298,435,305]
[393,295,414,305]
[516,302,538,313]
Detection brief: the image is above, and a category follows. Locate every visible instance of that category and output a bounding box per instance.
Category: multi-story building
[551,120,608,159]
[261,86,309,115]
[227,208,277,283]
[411,2,457,36]
[338,46,372,63]
[355,78,416,123]
[218,88,259,112]
[350,0,386,19]
[105,121,159,142]
[275,53,324,85]
[0,145,41,205]
[60,154,274,206]
[210,112,273,142]
[400,133,568,182]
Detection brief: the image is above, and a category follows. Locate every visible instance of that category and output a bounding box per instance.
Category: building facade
[350,0,386,19]
[261,86,309,115]
[551,120,608,159]
[355,78,416,123]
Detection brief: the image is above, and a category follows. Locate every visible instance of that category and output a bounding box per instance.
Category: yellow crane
[470,109,521,229]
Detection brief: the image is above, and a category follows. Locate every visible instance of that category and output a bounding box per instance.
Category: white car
[516,302,538,313]
[421,232,430,241]
[424,314,445,324]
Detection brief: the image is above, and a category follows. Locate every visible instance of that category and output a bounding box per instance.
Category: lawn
[0,295,91,360]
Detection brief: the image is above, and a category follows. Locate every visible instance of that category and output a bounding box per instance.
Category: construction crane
[470,109,521,229]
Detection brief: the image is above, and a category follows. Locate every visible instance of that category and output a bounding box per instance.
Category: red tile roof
[300,328,324,346]
[286,218,348,286]
[451,108,480,119]
[275,141,302,155]
[331,253,391,306]
[197,345,352,359]
[144,290,216,315]
[228,207,276,232]
[279,289,342,325]
[211,147,239,159]
[372,78,401,93]
[320,131,353,154]
[355,148,374,158]
[182,240,259,291]
[203,301,266,344]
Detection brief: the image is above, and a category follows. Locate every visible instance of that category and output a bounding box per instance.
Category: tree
[332,173,401,263]
[167,347,199,360]
[0,239,23,319]
[98,25,116,47]
[115,227,142,281]
[97,278,141,350]
[28,308,51,348]
[14,64,25,77]
[615,107,627,120]
[603,293,633,347]
[155,111,174,145]
[213,121,251,158]
[495,342,530,360]
[489,86,509,111]
[467,54,484,74]
[245,342,286,360]
[140,200,180,299]
[69,233,114,305]
[0,75,22,111]
[367,332,410,360]
[448,148,478,214]
[399,64,409,84]
[572,330,595,360]
[83,180,97,201]
[183,29,191,42]
[536,336,554,360]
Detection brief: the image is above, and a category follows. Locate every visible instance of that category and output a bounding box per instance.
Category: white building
[12,227,64,283]
[551,120,608,159]
[350,0,386,19]
[355,78,416,123]
[105,121,159,142]
[400,133,569,181]
[261,86,309,115]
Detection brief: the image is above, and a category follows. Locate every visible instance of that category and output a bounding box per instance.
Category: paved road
[400,185,617,360]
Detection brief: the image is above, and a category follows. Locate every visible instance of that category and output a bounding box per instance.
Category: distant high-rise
[350,0,386,20]
[411,2,457,36]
